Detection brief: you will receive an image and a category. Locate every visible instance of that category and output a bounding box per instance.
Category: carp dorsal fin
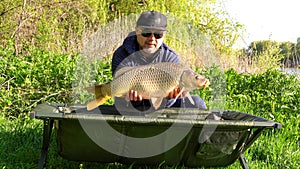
[114,66,134,78]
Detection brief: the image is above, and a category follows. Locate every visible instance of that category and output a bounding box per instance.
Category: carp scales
[85,62,210,110]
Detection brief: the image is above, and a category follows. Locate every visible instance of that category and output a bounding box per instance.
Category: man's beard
[142,48,158,54]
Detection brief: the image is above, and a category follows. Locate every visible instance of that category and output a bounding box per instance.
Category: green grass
[0,116,42,169]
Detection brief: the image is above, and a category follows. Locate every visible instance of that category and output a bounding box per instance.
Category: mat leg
[239,153,249,169]
[38,119,54,169]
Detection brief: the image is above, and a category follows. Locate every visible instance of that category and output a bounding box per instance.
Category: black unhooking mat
[30,103,282,169]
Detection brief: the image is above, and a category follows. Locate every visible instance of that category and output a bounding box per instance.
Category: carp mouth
[195,75,210,88]
[179,70,210,90]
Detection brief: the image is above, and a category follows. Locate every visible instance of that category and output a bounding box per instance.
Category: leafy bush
[72,55,113,105]
[194,65,227,110]
[225,68,300,119]
[0,46,77,117]
[195,66,300,119]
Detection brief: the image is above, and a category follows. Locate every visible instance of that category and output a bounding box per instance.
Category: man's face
[136,28,166,55]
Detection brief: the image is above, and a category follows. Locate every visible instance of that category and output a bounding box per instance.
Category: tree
[0,0,243,58]
[246,40,300,68]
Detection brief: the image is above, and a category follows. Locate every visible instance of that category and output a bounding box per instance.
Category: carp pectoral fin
[186,92,195,105]
[151,97,163,110]
[86,96,111,111]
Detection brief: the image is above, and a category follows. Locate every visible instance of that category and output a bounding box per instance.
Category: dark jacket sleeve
[112,46,127,76]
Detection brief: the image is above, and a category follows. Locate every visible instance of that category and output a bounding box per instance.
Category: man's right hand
[168,87,187,98]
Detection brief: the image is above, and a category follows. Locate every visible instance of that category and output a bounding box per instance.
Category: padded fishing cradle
[30,103,282,169]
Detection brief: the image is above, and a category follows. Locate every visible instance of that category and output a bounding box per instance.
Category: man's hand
[168,88,187,99]
[168,88,180,98]
[125,89,143,102]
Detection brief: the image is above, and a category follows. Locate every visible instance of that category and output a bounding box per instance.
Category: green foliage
[0,46,77,117]
[239,40,285,73]
[223,68,299,169]
[0,46,118,117]
[225,68,300,120]
[248,40,280,56]
[194,65,227,110]
[72,56,113,105]
[0,0,242,58]
[0,0,112,54]
[279,41,295,59]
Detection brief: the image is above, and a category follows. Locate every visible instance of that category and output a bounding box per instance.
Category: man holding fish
[86,10,209,111]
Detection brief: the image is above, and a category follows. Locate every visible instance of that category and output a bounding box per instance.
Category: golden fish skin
[85,62,209,110]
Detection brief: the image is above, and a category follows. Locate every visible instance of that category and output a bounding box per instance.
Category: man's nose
[149,33,156,40]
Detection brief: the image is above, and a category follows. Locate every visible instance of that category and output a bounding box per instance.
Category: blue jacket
[112,31,180,76]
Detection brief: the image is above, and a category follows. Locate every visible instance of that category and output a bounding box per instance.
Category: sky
[221,0,300,48]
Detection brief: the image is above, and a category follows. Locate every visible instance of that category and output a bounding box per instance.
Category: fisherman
[112,10,206,111]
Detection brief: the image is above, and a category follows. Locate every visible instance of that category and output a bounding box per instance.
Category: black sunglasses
[140,30,164,39]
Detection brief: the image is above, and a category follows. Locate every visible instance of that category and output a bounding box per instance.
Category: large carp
[85,62,209,110]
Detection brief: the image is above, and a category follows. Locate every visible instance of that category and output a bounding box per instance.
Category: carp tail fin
[85,83,112,110]
[86,96,111,111]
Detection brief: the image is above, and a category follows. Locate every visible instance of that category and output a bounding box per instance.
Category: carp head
[179,69,210,91]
